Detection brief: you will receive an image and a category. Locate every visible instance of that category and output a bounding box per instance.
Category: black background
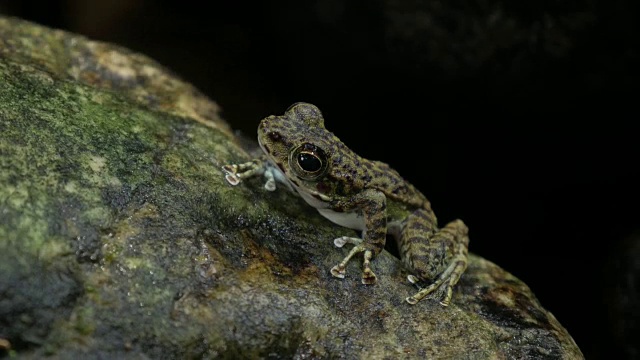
[2,1,638,358]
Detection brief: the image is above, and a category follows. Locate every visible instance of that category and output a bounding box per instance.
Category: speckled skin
[223,103,469,305]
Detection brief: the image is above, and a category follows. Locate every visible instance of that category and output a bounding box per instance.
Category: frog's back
[360,158,428,209]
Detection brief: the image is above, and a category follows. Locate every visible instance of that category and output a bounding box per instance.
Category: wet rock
[0,16,582,359]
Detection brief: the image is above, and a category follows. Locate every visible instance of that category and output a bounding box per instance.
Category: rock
[0,16,583,359]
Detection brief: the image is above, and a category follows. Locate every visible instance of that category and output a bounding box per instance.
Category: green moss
[0,45,239,353]
[0,16,583,359]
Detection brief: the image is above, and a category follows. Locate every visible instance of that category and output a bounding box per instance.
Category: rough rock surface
[0,17,583,359]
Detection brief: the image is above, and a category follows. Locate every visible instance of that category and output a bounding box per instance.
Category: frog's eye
[290,143,329,180]
[298,152,322,172]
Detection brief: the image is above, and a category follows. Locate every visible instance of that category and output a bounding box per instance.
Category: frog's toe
[224,173,241,185]
[221,164,236,173]
[405,291,448,305]
[361,268,377,285]
[262,167,277,191]
[264,180,276,191]
[333,236,362,248]
[333,237,348,248]
[406,295,419,305]
[405,288,434,305]
[330,264,346,278]
[405,276,453,305]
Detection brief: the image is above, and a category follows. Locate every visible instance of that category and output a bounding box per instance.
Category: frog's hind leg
[406,248,467,306]
[399,211,469,306]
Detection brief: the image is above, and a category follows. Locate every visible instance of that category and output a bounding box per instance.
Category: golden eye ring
[289,143,329,180]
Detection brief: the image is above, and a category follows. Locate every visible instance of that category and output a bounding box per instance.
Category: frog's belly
[317,208,365,231]
[283,175,365,231]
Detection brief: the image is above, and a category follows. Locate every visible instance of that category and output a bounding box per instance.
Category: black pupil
[297,153,322,172]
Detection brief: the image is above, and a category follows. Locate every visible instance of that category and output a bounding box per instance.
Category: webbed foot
[405,255,467,305]
[222,158,276,190]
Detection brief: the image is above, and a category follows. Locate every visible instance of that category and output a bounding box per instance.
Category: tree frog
[222,103,469,305]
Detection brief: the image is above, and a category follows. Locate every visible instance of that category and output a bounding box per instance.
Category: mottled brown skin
[223,103,469,305]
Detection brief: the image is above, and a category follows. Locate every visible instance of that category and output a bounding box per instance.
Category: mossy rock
[0,16,583,359]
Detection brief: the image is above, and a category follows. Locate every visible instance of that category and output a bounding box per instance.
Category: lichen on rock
[0,16,583,359]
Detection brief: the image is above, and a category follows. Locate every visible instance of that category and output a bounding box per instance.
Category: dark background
[2,1,638,358]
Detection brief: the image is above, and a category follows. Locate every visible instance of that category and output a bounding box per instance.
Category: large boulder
[0,17,582,359]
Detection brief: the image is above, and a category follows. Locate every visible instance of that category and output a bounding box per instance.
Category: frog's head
[258,103,338,200]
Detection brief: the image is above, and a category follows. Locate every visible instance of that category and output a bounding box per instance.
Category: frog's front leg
[329,189,387,285]
[221,156,276,191]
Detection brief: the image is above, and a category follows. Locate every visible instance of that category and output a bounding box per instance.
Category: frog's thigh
[398,209,438,276]
[400,212,469,305]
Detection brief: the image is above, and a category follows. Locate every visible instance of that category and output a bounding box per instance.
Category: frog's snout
[257,115,278,135]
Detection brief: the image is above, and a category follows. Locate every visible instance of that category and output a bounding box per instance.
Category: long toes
[361,269,377,285]
[333,237,348,248]
[407,275,419,285]
[333,237,362,247]
[330,265,346,278]
[264,182,276,191]
[406,296,419,305]
[224,174,240,185]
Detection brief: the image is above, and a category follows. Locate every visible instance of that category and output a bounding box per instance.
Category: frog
[222,103,469,305]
